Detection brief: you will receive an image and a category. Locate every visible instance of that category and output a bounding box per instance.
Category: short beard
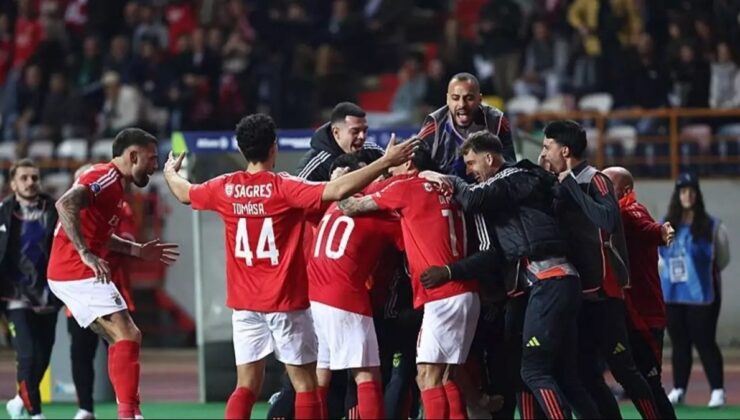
[16,191,39,202]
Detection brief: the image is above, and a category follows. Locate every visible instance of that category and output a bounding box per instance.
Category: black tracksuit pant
[520,276,601,419]
[578,298,660,419]
[6,308,58,416]
[627,326,676,419]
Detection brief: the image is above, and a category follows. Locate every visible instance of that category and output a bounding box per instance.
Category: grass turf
[2,402,740,419]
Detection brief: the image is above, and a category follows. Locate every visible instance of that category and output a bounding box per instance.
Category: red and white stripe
[592,174,610,196]
[417,122,436,139]
[91,168,120,194]
[539,388,565,419]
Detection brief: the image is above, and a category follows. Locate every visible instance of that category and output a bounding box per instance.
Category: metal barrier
[517,108,740,179]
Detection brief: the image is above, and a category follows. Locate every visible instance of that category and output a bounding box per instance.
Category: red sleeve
[78,170,119,206]
[372,179,408,212]
[279,173,326,211]
[621,207,664,245]
[417,119,436,142]
[189,176,224,211]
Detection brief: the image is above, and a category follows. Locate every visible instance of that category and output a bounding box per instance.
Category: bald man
[604,167,676,419]
[417,72,515,180]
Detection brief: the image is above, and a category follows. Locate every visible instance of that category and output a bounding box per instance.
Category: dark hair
[410,141,440,172]
[543,120,587,158]
[10,158,37,179]
[235,113,277,163]
[329,149,382,174]
[330,102,366,125]
[460,131,503,156]
[449,72,480,90]
[665,183,712,241]
[330,153,363,173]
[112,128,158,157]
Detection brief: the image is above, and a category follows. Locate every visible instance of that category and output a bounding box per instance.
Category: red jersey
[12,17,42,69]
[371,175,478,308]
[48,162,125,281]
[620,193,667,329]
[109,201,136,311]
[189,171,325,312]
[308,203,402,316]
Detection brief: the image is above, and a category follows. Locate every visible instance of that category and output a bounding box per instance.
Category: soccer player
[162,113,418,420]
[338,143,480,420]
[309,153,402,419]
[539,120,660,419]
[66,164,139,420]
[604,166,677,419]
[47,128,180,420]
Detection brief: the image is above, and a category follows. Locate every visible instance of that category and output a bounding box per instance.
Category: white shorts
[416,292,480,365]
[310,301,380,370]
[48,278,128,328]
[232,309,317,366]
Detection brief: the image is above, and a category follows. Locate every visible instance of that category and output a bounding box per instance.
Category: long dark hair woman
[660,172,730,408]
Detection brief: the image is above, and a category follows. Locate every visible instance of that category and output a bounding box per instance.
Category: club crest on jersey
[90,183,102,194]
[225,183,235,197]
[423,182,434,192]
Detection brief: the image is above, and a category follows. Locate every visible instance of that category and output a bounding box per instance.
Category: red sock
[317,386,328,419]
[295,391,321,420]
[357,381,385,419]
[108,340,140,419]
[421,386,449,419]
[225,387,256,419]
[444,381,468,419]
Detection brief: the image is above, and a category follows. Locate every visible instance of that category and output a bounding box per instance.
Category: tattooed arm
[108,234,142,257]
[55,185,112,281]
[337,195,379,216]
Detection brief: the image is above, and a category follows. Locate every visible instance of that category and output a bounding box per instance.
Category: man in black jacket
[420,132,600,419]
[294,102,384,181]
[540,120,660,419]
[0,159,60,419]
[417,73,515,180]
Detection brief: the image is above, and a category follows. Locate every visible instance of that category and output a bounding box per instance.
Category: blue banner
[171,128,419,154]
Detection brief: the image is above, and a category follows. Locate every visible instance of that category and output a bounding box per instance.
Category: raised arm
[108,235,180,265]
[321,135,418,202]
[559,172,619,232]
[163,152,192,204]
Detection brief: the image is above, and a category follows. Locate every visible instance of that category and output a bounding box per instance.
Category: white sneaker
[6,395,27,420]
[30,415,45,420]
[708,389,726,409]
[667,388,685,405]
[73,409,96,419]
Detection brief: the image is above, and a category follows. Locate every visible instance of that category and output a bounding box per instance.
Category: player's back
[373,175,477,308]
[189,170,326,312]
[308,202,401,316]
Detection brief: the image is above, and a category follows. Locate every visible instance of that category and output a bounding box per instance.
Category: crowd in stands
[0,0,738,148]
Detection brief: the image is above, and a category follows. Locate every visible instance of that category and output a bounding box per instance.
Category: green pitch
[2,402,739,419]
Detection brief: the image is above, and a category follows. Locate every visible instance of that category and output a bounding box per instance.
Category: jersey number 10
[314,214,355,259]
[234,218,280,266]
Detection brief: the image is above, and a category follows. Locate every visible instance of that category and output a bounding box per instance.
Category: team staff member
[294,102,384,181]
[1,159,60,420]
[417,72,515,179]
[540,120,659,419]
[603,166,677,419]
[421,132,600,419]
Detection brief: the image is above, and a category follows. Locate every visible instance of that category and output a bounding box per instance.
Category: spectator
[103,35,133,83]
[366,52,428,128]
[421,58,449,115]
[709,42,740,109]
[0,14,12,89]
[120,1,141,40]
[164,0,197,55]
[11,64,46,142]
[693,16,716,62]
[178,27,221,129]
[132,3,168,54]
[74,35,103,95]
[476,0,523,99]
[660,172,730,409]
[130,38,171,108]
[12,0,42,71]
[98,70,142,136]
[513,17,570,99]
[40,72,87,141]
[670,43,711,108]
